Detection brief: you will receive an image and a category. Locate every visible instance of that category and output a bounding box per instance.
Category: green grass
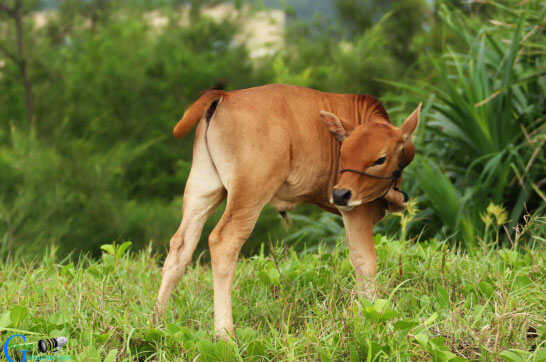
[1,237,544,361]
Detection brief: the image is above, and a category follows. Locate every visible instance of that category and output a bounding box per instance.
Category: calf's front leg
[341,200,385,298]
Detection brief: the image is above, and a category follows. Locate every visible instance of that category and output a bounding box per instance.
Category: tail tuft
[173,90,224,138]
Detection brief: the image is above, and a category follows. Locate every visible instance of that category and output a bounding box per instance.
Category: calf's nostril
[332,189,352,205]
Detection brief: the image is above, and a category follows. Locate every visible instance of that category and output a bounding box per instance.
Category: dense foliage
[389,2,545,246]
[0,0,544,259]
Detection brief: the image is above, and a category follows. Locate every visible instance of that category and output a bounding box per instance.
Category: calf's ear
[401,103,422,140]
[320,111,351,142]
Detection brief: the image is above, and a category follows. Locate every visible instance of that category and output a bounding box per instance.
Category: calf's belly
[269,181,332,213]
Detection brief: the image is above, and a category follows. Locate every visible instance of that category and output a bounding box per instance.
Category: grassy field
[1,237,544,361]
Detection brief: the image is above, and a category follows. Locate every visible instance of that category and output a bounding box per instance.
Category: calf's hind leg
[208,186,277,338]
[154,122,225,322]
[154,184,224,321]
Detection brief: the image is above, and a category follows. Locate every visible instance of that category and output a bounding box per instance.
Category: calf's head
[320,104,421,210]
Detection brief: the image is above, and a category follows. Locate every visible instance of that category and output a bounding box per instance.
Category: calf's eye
[373,157,386,165]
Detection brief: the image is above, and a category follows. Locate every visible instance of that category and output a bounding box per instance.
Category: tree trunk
[0,0,35,127]
[14,2,34,127]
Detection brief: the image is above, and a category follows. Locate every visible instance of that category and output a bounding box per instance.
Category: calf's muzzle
[332,188,352,206]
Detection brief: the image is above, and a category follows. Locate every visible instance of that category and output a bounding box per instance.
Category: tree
[335,0,429,68]
[58,0,113,32]
[0,0,35,126]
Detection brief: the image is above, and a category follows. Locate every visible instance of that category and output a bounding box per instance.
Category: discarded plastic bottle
[38,337,68,352]
[7,337,67,353]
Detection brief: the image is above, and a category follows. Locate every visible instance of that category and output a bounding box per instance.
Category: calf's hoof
[214,327,235,341]
[383,188,407,213]
[152,304,164,326]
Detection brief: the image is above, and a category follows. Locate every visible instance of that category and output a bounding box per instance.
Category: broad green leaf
[0,311,11,329]
[100,244,115,256]
[393,320,419,331]
[117,241,132,258]
[414,333,429,348]
[9,306,28,327]
[104,348,118,362]
[499,349,529,362]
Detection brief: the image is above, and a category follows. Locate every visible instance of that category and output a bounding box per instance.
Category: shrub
[389,0,545,245]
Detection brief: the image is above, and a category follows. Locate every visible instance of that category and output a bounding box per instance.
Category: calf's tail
[173,90,224,138]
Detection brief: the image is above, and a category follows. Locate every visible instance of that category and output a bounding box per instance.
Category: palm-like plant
[389,1,545,244]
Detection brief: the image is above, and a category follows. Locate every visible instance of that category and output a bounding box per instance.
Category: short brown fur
[156,84,420,338]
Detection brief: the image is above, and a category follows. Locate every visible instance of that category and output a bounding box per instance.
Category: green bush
[389,0,545,244]
[0,126,179,258]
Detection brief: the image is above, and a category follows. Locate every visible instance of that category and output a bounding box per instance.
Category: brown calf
[154,84,420,338]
